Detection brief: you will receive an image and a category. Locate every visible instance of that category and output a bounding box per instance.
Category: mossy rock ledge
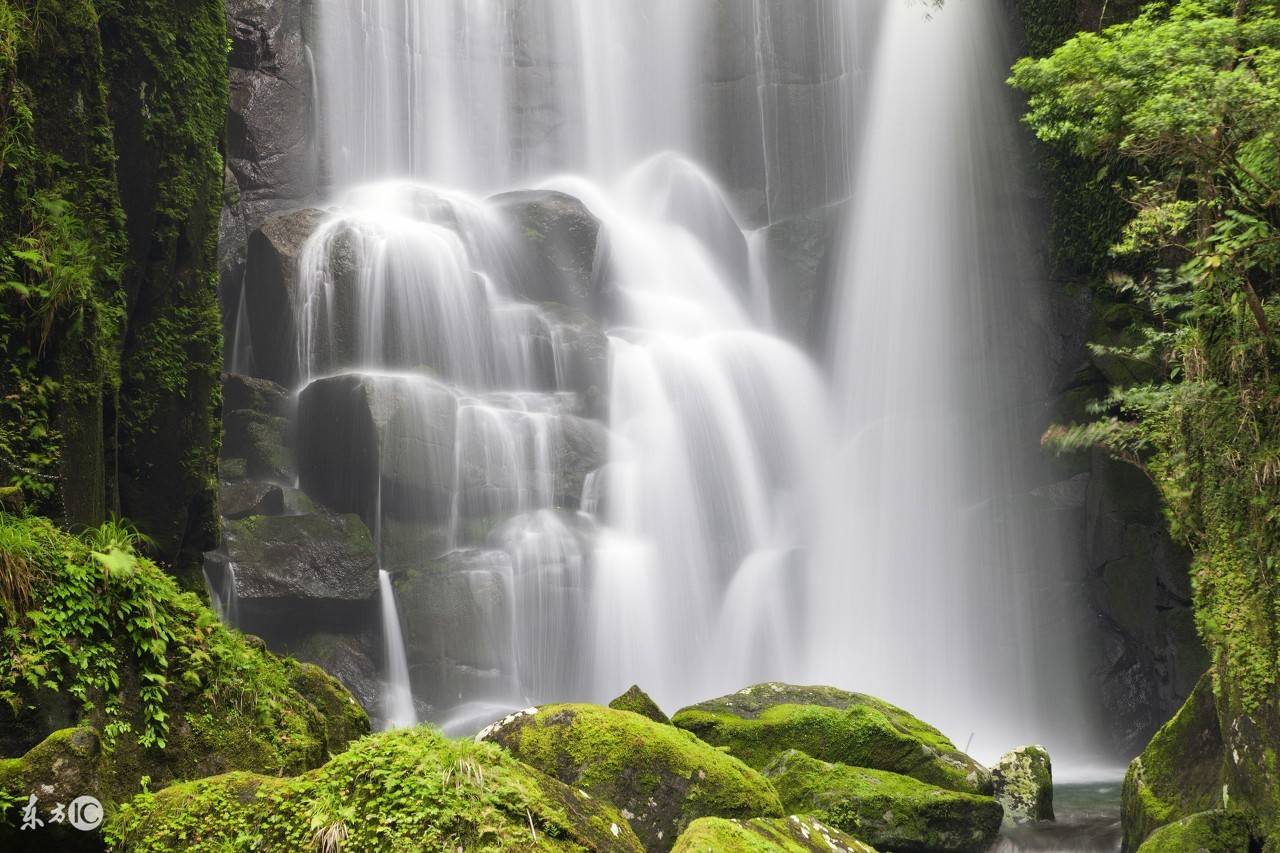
[1121,672,1228,850]
[106,727,644,851]
[1134,809,1252,853]
[671,815,878,852]
[478,703,785,851]
[764,750,1002,853]
[671,683,992,795]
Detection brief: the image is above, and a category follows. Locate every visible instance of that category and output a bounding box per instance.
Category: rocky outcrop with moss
[991,745,1054,826]
[608,685,671,725]
[763,749,1002,853]
[671,683,992,796]
[1120,673,1228,850]
[0,0,225,581]
[106,727,646,852]
[1134,810,1251,853]
[479,703,785,851]
[0,513,368,844]
[671,815,877,853]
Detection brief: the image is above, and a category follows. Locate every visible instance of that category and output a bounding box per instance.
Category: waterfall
[378,569,417,729]
[815,0,1094,760]
[260,0,1108,765]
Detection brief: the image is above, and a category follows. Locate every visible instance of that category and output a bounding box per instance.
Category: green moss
[1136,810,1252,853]
[672,683,991,795]
[608,685,671,725]
[481,703,784,851]
[991,745,1053,825]
[764,750,1002,853]
[0,513,368,829]
[1121,672,1227,849]
[106,727,645,852]
[671,816,877,853]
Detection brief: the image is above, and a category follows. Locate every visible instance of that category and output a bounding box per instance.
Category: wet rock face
[490,190,606,314]
[296,372,459,525]
[1083,453,1208,755]
[991,745,1054,826]
[221,0,317,297]
[218,510,379,632]
[240,208,329,385]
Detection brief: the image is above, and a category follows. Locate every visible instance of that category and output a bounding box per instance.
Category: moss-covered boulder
[1122,673,1227,850]
[763,750,1002,853]
[1135,810,1252,853]
[991,745,1054,825]
[672,684,991,795]
[106,727,645,851]
[672,815,878,852]
[0,514,369,844]
[479,703,785,851]
[609,685,671,725]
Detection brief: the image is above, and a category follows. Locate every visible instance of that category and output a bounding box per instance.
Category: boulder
[1134,810,1251,853]
[672,815,877,853]
[764,749,1002,853]
[1121,672,1227,851]
[241,208,328,385]
[479,703,784,851]
[219,511,378,630]
[107,728,645,851]
[221,373,290,418]
[490,190,605,314]
[609,685,671,725]
[991,745,1054,826]
[296,372,457,525]
[394,550,517,701]
[222,409,293,483]
[219,481,284,520]
[281,630,382,719]
[672,683,992,795]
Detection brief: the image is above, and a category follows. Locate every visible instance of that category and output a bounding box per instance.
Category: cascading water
[249,0,1111,776]
[812,0,1097,763]
[378,569,417,729]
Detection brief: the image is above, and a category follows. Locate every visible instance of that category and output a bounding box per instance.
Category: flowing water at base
[993,783,1123,853]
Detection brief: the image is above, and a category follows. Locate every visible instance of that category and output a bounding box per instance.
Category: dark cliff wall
[0,0,226,582]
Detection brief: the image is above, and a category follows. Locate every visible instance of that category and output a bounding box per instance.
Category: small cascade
[378,569,417,730]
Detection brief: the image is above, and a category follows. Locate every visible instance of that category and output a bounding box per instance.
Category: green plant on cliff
[0,512,367,776]
[1011,0,1280,836]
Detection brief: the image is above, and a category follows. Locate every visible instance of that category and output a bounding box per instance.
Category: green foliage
[105,728,646,852]
[1013,0,1280,836]
[0,513,367,764]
